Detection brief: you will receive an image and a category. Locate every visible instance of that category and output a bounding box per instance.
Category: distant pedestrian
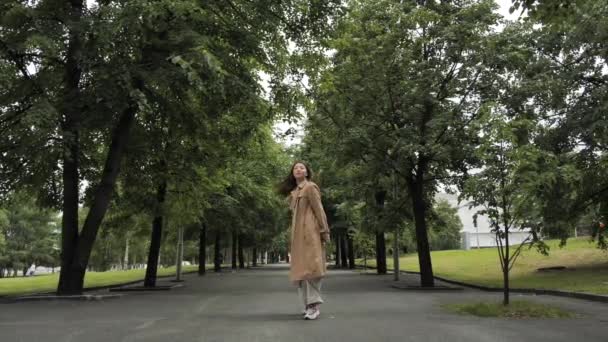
[278,161,331,320]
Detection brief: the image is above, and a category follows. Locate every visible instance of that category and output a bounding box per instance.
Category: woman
[278,161,330,320]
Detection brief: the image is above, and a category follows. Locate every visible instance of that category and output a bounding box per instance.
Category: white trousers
[298,278,323,307]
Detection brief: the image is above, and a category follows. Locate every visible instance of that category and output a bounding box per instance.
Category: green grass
[0,265,200,296]
[361,237,608,295]
[442,300,576,319]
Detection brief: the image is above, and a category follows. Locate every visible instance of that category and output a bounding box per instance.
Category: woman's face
[292,163,308,181]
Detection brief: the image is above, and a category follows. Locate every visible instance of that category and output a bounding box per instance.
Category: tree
[505,0,608,248]
[460,76,552,304]
[305,0,501,286]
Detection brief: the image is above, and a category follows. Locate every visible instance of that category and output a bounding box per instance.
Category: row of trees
[330,198,463,270]
[0,0,341,294]
[296,0,608,305]
[2,0,606,307]
[89,124,293,274]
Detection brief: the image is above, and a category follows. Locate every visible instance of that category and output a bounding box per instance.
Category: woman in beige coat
[278,161,330,320]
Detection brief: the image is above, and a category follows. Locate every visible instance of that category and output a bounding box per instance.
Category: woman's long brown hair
[277,161,313,196]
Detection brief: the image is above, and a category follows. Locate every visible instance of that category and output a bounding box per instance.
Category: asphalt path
[1,264,607,342]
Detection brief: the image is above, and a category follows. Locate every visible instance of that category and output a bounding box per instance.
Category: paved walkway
[1,264,608,342]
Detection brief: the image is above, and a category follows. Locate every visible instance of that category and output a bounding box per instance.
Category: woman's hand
[321,232,330,244]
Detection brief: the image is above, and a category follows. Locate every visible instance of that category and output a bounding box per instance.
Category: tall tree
[305,0,500,286]
[503,0,608,248]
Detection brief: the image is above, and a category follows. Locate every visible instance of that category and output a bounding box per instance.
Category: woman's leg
[297,281,307,312]
[302,278,323,319]
[303,278,323,306]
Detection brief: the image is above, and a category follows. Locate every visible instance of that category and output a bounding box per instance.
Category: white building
[436,193,532,250]
[460,231,532,250]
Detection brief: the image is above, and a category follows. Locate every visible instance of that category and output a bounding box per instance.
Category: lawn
[361,237,608,295]
[442,300,576,319]
[0,265,200,296]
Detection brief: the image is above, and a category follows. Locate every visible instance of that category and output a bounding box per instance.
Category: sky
[271,0,522,147]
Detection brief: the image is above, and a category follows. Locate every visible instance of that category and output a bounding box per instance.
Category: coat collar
[296,179,309,190]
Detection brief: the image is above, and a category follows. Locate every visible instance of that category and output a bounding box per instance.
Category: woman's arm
[307,184,330,243]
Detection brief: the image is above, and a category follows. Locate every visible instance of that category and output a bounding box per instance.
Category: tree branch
[508,234,531,272]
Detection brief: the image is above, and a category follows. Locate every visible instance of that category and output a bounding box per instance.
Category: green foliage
[0,192,59,274]
[268,229,290,260]
[312,0,500,178]
[300,1,505,284]
[428,200,463,251]
[88,210,151,271]
[398,200,463,253]
[3,0,607,288]
[353,229,375,263]
[502,1,608,249]
[1,0,341,288]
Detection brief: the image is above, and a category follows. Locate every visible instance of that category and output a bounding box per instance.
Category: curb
[421,272,608,304]
[356,265,608,304]
[78,270,198,293]
[109,283,184,292]
[0,270,199,303]
[1,294,125,303]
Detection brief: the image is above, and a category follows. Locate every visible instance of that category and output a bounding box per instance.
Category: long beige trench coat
[288,180,330,283]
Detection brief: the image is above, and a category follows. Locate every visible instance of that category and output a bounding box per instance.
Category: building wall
[436,193,533,250]
[460,231,532,250]
[435,192,491,233]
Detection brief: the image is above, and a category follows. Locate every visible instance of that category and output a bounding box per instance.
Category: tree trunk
[175,226,184,281]
[238,235,245,269]
[340,232,348,268]
[54,0,148,294]
[57,107,81,292]
[375,231,387,274]
[231,233,238,269]
[57,106,138,294]
[56,0,84,296]
[334,231,341,267]
[144,181,167,287]
[198,221,206,275]
[252,247,258,267]
[504,228,510,305]
[58,123,80,292]
[409,169,434,287]
[347,233,355,269]
[374,190,388,275]
[214,232,222,272]
[123,236,130,270]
